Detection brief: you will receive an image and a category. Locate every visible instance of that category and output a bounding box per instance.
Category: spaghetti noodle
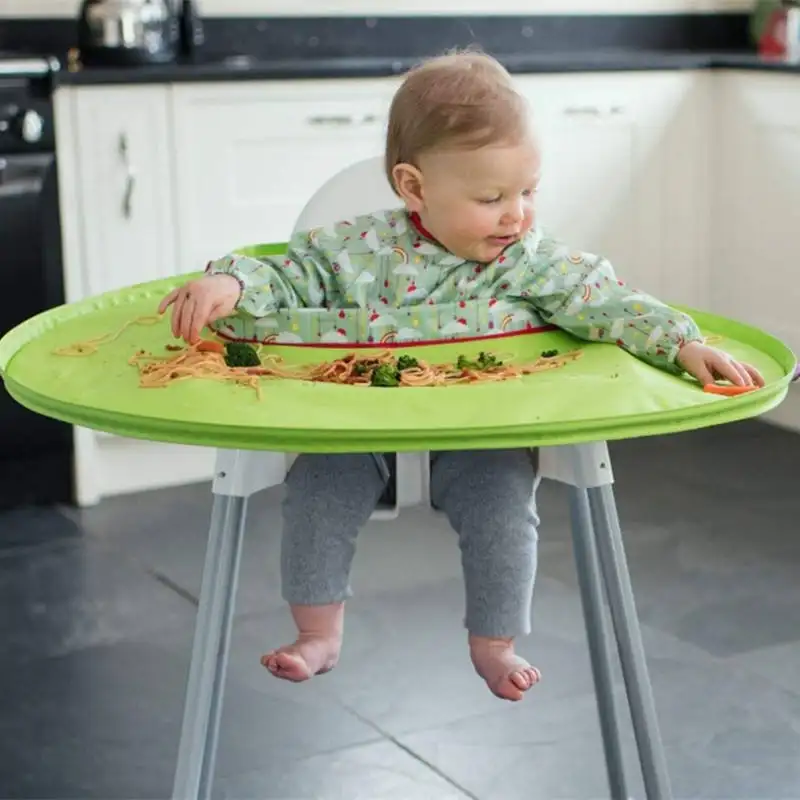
[53,315,161,356]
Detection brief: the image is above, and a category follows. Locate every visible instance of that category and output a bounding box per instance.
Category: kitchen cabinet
[516,72,710,308]
[171,79,399,272]
[713,71,800,356]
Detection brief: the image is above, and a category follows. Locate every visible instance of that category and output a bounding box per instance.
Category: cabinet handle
[118,132,136,220]
[306,114,380,127]
[563,105,625,118]
[564,106,602,116]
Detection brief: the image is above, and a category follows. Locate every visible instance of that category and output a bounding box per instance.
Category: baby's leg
[261,453,389,682]
[430,448,542,702]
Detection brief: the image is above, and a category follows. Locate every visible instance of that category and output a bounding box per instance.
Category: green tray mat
[0,273,794,453]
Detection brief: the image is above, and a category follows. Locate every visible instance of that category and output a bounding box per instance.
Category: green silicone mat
[0,273,794,453]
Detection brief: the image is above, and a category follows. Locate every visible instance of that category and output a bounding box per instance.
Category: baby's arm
[523,235,703,374]
[205,229,339,317]
[160,228,341,342]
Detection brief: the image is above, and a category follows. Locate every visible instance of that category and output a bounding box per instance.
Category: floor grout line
[339,703,481,800]
[146,567,199,607]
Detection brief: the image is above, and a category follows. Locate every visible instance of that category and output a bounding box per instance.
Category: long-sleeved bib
[207,207,701,372]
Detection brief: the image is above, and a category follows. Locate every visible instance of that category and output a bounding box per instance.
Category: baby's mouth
[488,234,518,245]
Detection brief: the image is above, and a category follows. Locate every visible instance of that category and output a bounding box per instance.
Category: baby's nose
[504,201,524,223]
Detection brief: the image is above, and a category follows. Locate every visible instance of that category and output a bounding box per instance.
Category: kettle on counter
[77,0,181,67]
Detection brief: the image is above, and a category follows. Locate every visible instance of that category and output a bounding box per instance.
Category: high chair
[171,158,674,800]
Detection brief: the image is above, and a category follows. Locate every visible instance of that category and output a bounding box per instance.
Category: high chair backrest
[293,157,400,233]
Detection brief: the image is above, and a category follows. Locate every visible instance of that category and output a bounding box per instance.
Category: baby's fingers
[711,355,746,386]
[729,360,754,387]
[187,297,214,343]
[158,288,179,315]
[173,295,193,341]
[744,363,765,387]
[688,359,716,387]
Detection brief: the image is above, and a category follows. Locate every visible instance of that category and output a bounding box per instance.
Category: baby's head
[386,51,541,263]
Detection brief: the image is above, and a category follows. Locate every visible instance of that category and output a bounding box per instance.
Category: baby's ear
[392,162,425,211]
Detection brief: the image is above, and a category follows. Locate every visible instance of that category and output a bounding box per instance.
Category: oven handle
[0,156,50,198]
[0,177,43,198]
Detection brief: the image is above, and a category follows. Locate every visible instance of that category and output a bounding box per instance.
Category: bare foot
[469,635,541,702]
[261,603,345,683]
[260,634,341,683]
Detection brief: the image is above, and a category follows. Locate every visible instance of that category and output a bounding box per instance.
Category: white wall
[0,0,754,19]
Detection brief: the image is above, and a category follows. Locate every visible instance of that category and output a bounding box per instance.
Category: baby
[160,52,763,702]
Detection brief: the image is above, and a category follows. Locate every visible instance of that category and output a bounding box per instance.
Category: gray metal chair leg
[171,492,248,800]
[568,485,631,800]
[588,484,673,800]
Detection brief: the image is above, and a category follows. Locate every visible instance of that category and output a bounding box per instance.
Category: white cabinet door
[64,85,178,299]
[171,78,400,272]
[713,72,800,354]
[514,72,708,308]
[54,86,200,507]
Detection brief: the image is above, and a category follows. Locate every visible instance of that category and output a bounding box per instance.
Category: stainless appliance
[0,54,72,510]
[77,0,179,67]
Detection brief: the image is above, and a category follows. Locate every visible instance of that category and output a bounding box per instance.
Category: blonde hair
[385,50,531,191]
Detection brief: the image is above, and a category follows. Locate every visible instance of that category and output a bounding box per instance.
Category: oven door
[0,153,73,508]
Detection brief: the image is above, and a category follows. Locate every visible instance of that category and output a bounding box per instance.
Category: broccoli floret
[541,349,559,359]
[477,351,503,369]
[396,355,419,371]
[370,364,400,387]
[456,355,476,370]
[224,342,261,368]
[457,351,503,371]
[352,362,370,377]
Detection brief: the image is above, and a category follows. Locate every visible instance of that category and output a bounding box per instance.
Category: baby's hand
[158,274,241,344]
[676,341,765,388]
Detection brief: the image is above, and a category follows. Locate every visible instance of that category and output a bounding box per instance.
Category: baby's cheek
[466,210,497,239]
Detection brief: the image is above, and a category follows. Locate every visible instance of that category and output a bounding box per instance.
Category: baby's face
[416,137,541,263]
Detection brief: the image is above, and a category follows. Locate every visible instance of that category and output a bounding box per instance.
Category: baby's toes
[260,652,275,669]
[261,652,286,676]
[510,667,541,692]
[510,670,532,691]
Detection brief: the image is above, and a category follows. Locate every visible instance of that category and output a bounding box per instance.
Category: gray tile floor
[1,420,799,799]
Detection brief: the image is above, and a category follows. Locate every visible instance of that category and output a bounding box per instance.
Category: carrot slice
[196,340,225,354]
[703,383,757,396]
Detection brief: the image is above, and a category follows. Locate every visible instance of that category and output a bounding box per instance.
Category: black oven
[0,56,72,510]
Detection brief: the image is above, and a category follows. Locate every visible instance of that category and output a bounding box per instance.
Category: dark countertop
[54,50,800,86]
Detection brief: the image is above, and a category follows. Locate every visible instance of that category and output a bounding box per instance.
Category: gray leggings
[281,449,541,638]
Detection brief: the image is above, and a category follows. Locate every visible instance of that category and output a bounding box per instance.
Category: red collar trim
[408,211,439,244]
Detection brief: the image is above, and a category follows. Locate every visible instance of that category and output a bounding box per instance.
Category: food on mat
[222,341,260,367]
[125,344,582,396]
[703,383,758,397]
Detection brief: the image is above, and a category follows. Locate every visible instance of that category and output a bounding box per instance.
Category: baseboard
[99,439,216,498]
[73,430,217,506]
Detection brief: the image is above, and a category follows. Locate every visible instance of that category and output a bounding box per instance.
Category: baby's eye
[478,196,501,204]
